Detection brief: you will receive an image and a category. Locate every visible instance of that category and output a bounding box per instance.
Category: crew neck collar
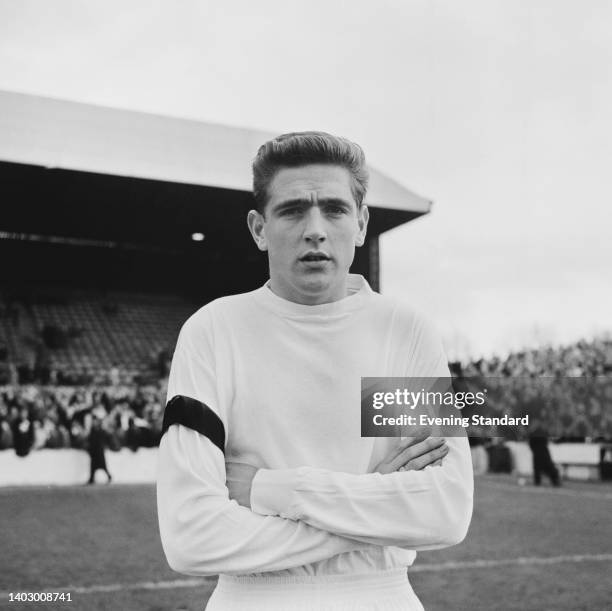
[252,274,373,318]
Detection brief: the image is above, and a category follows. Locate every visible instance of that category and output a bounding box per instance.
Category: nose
[302,207,327,243]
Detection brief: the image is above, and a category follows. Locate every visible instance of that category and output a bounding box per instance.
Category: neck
[268,277,349,305]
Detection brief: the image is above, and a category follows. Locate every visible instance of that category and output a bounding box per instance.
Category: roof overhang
[0,89,431,216]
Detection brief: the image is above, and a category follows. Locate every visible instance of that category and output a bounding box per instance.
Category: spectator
[12,407,34,457]
[528,420,561,486]
[86,416,112,485]
[108,363,120,386]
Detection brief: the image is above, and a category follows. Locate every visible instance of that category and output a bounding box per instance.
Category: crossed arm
[229,433,473,549]
[225,432,450,506]
[157,424,473,576]
[157,425,373,576]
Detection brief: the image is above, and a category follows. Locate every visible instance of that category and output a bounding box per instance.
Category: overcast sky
[1,0,610,359]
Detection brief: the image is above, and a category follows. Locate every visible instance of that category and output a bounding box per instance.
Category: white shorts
[205,568,424,611]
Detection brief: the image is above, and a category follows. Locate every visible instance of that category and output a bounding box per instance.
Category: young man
[157,132,473,610]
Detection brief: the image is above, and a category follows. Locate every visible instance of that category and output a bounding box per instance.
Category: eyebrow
[271,198,354,213]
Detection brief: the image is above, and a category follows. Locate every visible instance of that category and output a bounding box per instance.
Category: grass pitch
[1,476,611,611]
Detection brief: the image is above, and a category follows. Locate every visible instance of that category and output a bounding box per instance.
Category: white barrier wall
[0,448,158,486]
[8,448,491,486]
[506,441,601,480]
[470,446,489,475]
[505,442,533,475]
[0,443,602,487]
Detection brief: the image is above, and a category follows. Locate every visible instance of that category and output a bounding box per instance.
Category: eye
[325,205,346,216]
[278,207,302,217]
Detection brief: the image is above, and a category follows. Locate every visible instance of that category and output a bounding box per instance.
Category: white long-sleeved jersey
[157,274,473,577]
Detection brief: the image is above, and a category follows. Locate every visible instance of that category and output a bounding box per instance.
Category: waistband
[217,568,409,595]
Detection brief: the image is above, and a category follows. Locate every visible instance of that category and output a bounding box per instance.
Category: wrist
[250,468,298,517]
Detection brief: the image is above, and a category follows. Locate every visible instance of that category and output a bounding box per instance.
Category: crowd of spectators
[0,336,611,456]
[0,382,166,456]
[451,336,612,441]
[453,336,612,378]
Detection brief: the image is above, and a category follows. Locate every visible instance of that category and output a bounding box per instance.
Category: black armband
[161,395,225,455]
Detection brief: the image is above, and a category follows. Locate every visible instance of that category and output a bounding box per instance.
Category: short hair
[252,131,369,214]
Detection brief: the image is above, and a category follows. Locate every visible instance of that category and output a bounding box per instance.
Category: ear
[247,210,268,251]
[354,204,369,247]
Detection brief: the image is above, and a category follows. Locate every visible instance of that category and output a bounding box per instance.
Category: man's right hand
[374,431,448,474]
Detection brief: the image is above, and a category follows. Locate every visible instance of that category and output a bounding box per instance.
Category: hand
[225,462,259,508]
[374,430,448,474]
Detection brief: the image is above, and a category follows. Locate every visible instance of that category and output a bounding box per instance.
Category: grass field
[1,476,611,611]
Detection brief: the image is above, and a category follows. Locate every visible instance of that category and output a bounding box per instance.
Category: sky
[1,0,610,359]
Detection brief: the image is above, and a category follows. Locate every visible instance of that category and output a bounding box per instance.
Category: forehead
[267,164,356,207]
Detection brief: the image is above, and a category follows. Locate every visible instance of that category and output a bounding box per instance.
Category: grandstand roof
[0,89,430,215]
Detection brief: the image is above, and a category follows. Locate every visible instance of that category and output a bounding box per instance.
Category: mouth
[299,252,331,263]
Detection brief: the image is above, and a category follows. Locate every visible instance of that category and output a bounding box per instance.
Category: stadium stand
[450,338,612,480]
[0,288,197,385]
[1,278,611,481]
[454,337,612,378]
[1,327,611,459]
[449,341,612,445]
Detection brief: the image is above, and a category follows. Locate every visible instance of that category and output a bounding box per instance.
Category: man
[528,419,561,486]
[86,416,112,484]
[157,132,473,610]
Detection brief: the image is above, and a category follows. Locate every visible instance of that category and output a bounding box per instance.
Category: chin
[299,278,330,294]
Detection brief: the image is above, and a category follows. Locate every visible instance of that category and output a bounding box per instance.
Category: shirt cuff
[250,468,298,517]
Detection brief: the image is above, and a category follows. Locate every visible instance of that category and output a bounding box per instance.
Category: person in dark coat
[12,408,34,457]
[528,420,561,486]
[87,417,112,484]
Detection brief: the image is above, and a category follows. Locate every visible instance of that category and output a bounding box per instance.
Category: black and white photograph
[0,2,611,610]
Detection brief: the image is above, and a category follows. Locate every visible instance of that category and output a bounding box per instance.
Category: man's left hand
[226,462,259,508]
